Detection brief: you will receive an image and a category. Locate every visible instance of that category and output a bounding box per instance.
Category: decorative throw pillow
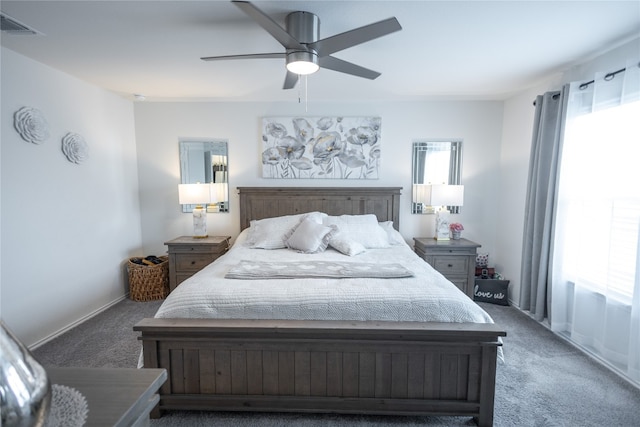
[285,218,337,254]
[378,221,405,246]
[329,232,367,256]
[474,279,510,306]
[323,214,390,248]
[246,212,326,249]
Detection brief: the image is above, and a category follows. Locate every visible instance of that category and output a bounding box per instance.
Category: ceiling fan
[201,1,402,89]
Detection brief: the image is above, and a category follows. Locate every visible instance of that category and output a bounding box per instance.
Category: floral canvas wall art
[262,116,381,179]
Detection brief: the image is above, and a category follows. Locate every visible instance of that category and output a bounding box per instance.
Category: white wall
[134,101,504,256]
[0,48,143,347]
[497,37,640,306]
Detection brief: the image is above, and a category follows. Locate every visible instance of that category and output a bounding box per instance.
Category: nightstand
[165,236,230,292]
[413,237,481,299]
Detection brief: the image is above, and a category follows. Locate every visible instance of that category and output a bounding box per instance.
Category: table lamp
[178,183,211,238]
[417,184,464,240]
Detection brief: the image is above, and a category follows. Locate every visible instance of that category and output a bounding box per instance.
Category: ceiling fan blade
[283,71,299,90]
[318,56,381,80]
[201,53,285,61]
[232,1,304,50]
[309,17,402,57]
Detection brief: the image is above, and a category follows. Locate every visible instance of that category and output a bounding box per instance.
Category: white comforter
[153,230,496,326]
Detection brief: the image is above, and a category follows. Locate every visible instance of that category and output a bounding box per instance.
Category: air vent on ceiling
[1,13,40,35]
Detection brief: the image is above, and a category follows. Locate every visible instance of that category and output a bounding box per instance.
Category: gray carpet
[33,299,640,426]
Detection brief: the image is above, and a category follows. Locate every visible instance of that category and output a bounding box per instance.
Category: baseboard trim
[29,294,128,350]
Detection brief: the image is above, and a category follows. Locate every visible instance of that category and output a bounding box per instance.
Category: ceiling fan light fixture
[202,1,401,89]
[286,51,319,75]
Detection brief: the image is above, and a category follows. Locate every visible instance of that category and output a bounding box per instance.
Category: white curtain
[550,59,640,385]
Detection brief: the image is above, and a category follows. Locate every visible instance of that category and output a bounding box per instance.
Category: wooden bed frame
[135,187,505,426]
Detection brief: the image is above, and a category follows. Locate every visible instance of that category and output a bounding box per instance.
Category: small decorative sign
[261,116,381,179]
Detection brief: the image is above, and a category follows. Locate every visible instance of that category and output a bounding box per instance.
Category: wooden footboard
[135,318,505,427]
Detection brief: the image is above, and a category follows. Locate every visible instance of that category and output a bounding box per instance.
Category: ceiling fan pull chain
[305,75,309,112]
[297,74,302,104]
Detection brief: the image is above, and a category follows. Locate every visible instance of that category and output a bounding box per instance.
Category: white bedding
[153,229,496,326]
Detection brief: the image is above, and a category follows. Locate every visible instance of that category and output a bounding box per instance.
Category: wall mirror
[179,139,229,213]
[411,140,462,214]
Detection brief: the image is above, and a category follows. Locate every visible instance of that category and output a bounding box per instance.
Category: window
[558,101,640,301]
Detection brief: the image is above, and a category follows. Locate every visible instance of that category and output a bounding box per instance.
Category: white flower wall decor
[13,107,50,144]
[61,132,89,164]
[262,116,381,179]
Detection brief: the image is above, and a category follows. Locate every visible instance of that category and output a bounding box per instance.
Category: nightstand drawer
[175,253,215,271]
[168,244,227,255]
[430,247,477,256]
[431,256,469,275]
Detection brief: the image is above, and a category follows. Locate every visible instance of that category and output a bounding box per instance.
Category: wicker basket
[127,256,169,301]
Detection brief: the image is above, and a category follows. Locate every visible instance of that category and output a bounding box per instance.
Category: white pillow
[379,221,406,246]
[285,218,337,254]
[323,214,390,248]
[246,212,326,249]
[329,232,367,256]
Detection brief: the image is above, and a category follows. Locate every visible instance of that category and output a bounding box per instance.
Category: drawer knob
[448,264,453,268]
[191,261,196,265]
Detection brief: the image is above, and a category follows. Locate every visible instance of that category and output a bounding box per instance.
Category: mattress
[153,229,496,326]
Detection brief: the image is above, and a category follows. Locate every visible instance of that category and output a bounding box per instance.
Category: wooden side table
[46,367,166,427]
[413,237,481,299]
[165,235,230,292]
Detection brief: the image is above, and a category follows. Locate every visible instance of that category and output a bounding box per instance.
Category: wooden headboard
[237,187,402,231]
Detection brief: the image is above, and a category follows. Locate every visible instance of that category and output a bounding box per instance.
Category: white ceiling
[1,1,639,102]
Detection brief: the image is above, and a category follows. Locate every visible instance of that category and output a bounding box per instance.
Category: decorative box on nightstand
[413,237,481,299]
[165,236,230,292]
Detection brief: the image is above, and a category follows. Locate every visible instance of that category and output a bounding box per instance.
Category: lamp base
[434,209,451,241]
[192,205,207,238]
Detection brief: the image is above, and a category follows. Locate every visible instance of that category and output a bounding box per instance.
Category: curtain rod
[579,66,626,90]
[533,61,640,106]
[578,61,640,90]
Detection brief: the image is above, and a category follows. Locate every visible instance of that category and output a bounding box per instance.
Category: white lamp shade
[178,183,211,205]
[422,184,464,207]
[413,184,431,205]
